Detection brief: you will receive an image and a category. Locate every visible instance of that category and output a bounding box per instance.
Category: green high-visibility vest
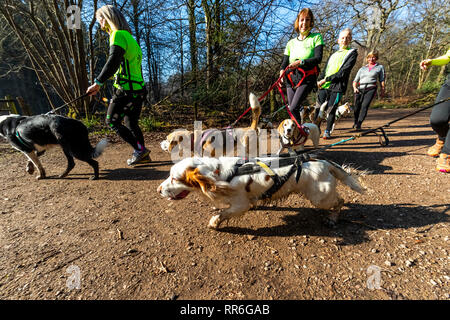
[322,48,355,89]
[109,30,145,91]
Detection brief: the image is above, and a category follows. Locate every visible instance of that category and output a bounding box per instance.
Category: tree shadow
[218,203,449,246]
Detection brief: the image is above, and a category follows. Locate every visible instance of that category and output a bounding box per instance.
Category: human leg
[325,92,342,136]
[356,87,377,128]
[430,79,450,172]
[287,83,314,124]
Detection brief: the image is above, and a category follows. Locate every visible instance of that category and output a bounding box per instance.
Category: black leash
[357,96,450,147]
[45,92,90,115]
[309,97,450,152]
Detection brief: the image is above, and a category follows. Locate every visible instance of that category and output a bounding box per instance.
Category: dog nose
[157,185,162,194]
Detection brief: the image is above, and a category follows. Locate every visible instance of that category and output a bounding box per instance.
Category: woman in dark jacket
[316,28,358,139]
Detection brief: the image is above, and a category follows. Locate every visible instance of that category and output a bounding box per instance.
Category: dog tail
[249,93,261,130]
[328,161,365,194]
[92,138,108,158]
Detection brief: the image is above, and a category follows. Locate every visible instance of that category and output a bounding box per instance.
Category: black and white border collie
[0,114,107,180]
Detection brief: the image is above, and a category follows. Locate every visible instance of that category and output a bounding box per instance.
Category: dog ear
[277,120,285,135]
[183,167,232,199]
[184,167,216,194]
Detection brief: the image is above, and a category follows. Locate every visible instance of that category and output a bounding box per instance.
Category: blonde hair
[367,50,379,60]
[95,5,131,33]
[294,8,315,33]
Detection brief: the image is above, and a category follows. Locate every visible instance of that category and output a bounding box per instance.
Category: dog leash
[228,67,291,128]
[45,92,90,115]
[309,96,450,152]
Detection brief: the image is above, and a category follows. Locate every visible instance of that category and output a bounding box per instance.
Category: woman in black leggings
[86,5,150,166]
[352,51,385,130]
[279,8,323,125]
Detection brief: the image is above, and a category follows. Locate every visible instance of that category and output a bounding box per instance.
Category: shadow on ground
[218,203,449,246]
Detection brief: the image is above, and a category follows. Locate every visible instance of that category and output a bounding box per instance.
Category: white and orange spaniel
[157,156,365,230]
[276,120,320,154]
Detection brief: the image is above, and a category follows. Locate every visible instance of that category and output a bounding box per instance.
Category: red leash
[230,65,314,139]
[229,67,290,128]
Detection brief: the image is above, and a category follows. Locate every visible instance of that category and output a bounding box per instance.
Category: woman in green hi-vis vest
[86,5,150,166]
[279,8,323,126]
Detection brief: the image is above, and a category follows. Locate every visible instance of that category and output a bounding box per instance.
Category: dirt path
[0,109,448,300]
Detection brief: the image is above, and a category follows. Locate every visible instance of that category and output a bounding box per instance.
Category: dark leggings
[430,78,450,154]
[287,80,316,124]
[106,91,145,151]
[325,91,342,132]
[353,86,377,126]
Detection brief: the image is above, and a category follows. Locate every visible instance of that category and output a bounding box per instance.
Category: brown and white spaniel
[160,93,262,158]
[276,120,320,154]
[157,156,365,230]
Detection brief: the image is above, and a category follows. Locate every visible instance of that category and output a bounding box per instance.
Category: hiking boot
[322,130,331,139]
[436,153,450,173]
[427,138,444,157]
[127,149,151,166]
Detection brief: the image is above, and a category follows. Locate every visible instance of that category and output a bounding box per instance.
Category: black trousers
[316,89,342,132]
[353,86,377,126]
[430,77,450,154]
[106,90,145,151]
[286,78,316,124]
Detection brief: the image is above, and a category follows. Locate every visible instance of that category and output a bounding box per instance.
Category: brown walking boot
[427,138,444,157]
[436,153,450,173]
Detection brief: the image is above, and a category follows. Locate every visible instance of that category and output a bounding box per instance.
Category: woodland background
[0,0,448,125]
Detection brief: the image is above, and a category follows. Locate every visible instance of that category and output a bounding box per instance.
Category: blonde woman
[352,51,386,130]
[86,5,150,166]
[279,8,323,125]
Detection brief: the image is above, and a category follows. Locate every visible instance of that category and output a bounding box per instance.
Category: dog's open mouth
[170,190,190,200]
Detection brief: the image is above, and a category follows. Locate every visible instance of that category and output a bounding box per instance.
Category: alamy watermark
[66,264,81,290]
[366,265,382,290]
[67,5,81,30]
[163,121,285,166]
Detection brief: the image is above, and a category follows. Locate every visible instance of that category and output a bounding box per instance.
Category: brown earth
[0,108,449,300]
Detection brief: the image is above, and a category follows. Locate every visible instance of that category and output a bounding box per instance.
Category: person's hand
[279,70,284,84]
[420,59,432,71]
[353,87,360,94]
[288,60,302,70]
[86,83,100,96]
[317,79,326,88]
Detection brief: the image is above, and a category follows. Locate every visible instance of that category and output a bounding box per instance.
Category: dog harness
[224,153,312,200]
[287,66,319,89]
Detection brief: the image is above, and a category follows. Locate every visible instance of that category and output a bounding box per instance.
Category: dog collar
[15,130,34,150]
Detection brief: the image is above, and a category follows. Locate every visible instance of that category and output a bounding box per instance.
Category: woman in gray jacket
[352,51,385,130]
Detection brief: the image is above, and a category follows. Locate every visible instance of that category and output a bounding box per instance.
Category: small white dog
[315,102,352,133]
[276,120,320,154]
[157,156,365,230]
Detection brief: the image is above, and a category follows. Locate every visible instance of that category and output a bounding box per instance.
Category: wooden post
[5,95,18,114]
[16,96,33,115]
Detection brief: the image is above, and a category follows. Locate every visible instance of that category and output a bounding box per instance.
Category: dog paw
[208,215,222,229]
[36,174,46,180]
[90,175,98,181]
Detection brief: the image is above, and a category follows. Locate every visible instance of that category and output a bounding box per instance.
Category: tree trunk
[187,0,198,119]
